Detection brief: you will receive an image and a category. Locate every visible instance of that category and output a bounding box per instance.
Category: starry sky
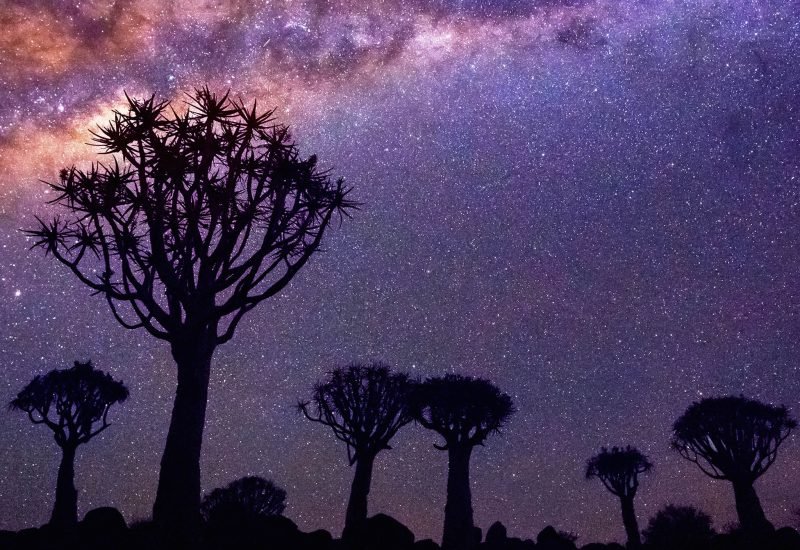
[1,0,799,544]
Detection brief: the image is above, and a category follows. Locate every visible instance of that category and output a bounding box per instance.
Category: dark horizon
[1,0,799,545]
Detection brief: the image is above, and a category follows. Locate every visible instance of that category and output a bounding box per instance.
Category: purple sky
[1,0,799,544]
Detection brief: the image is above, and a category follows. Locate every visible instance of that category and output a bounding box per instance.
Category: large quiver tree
[25,88,355,537]
[671,395,795,534]
[585,445,652,548]
[411,374,514,550]
[9,360,128,528]
[299,362,413,543]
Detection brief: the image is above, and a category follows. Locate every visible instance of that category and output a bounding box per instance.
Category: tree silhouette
[672,395,796,534]
[411,374,514,550]
[200,476,286,525]
[9,360,128,528]
[642,505,716,550]
[25,88,355,536]
[298,362,413,543]
[585,446,652,548]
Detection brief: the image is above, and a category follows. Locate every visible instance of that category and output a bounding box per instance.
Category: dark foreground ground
[2,508,799,550]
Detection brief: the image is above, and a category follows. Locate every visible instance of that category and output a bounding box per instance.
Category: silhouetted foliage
[9,360,128,528]
[200,476,286,526]
[536,525,578,550]
[299,362,413,542]
[642,505,715,550]
[672,395,795,534]
[199,477,289,549]
[411,374,514,550]
[585,446,652,548]
[25,88,356,537]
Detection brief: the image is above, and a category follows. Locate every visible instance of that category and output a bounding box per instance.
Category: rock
[485,521,508,545]
[301,528,334,550]
[364,513,415,550]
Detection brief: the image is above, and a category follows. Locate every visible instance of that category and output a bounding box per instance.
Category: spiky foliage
[411,374,514,450]
[586,446,652,499]
[10,360,129,447]
[672,395,795,482]
[23,88,356,534]
[299,362,413,542]
[25,88,356,344]
[200,476,286,524]
[412,374,514,550]
[299,362,413,464]
[10,360,128,527]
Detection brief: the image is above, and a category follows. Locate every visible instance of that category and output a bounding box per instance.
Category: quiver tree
[25,88,355,536]
[410,374,514,550]
[9,360,128,528]
[672,395,796,534]
[299,363,413,543]
[585,446,652,548]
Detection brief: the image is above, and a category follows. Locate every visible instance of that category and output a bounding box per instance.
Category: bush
[643,505,715,549]
[201,476,287,526]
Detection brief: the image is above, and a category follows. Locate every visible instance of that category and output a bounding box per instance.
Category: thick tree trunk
[50,444,78,528]
[342,454,375,544]
[732,479,773,534]
[152,339,214,541]
[442,445,475,550]
[619,495,641,548]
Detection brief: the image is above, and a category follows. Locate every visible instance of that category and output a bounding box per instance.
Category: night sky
[1,0,799,545]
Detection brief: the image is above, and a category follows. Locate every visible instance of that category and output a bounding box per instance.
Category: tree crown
[299,362,413,465]
[9,360,129,448]
[26,88,356,345]
[671,395,796,482]
[411,374,514,450]
[585,445,652,498]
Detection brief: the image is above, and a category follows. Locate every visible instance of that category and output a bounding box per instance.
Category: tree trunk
[50,444,78,528]
[619,495,641,548]
[342,454,375,544]
[442,445,475,550]
[732,479,773,534]
[152,339,214,541]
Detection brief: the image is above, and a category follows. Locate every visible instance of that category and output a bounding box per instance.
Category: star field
[1,0,799,544]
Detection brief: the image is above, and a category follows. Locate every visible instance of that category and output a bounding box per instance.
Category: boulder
[364,513,414,550]
[485,521,508,546]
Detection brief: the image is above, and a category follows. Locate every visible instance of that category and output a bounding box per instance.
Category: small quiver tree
[298,362,413,543]
[411,374,514,550]
[671,395,796,535]
[585,446,652,548]
[9,360,129,528]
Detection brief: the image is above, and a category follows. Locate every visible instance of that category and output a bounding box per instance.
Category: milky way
[1,0,800,544]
